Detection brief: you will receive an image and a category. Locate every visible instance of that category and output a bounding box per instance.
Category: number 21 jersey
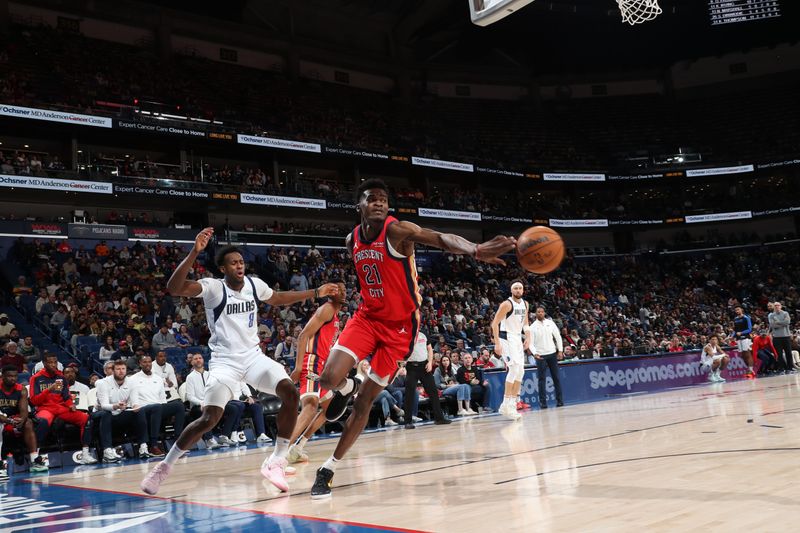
[351,216,421,322]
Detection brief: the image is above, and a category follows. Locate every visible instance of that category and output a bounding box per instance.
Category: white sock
[270,437,290,461]
[296,436,308,452]
[164,444,186,466]
[82,446,90,456]
[321,455,339,472]
[29,452,37,462]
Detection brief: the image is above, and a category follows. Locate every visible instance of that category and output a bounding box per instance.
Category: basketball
[516,226,565,274]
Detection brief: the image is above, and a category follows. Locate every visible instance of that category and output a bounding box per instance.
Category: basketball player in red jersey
[286,280,346,464]
[310,178,516,498]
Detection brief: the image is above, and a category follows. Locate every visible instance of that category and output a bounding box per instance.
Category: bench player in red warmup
[311,178,516,499]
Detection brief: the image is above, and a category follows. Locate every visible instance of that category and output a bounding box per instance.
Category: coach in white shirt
[130,354,186,456]
[153,350,179,400]
[530,306,564,409]
[184,353,241,449]
[93,360,148,462]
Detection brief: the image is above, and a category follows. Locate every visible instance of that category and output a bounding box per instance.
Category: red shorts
[298,352,329,400]
[334,310,420,385]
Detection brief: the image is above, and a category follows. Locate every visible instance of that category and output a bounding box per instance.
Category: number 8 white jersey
[198,276,274,356]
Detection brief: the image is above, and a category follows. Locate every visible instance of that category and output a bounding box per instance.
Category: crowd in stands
[4,24,800,172]
[3,232,800,472]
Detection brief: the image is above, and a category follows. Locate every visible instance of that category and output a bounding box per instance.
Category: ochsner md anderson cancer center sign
[0,104,113,128]
[0,175,113,194]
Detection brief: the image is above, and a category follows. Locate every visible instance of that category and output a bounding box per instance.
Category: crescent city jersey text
[351,216,422,322]
[198,276,274,356]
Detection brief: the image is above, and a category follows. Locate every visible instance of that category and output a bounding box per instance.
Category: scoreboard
[709,0,781,26]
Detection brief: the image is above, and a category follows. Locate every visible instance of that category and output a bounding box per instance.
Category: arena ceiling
[142,0,800,75]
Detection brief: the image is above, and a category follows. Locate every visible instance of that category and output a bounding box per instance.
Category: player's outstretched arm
[266,283,339,307]
[388,220,516,265]
[292,303,335,382]
[167,227,213,297]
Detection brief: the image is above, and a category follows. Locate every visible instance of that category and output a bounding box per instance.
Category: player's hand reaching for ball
[475,235,516,265]
[193,227,214,254]
[317,283,340,298]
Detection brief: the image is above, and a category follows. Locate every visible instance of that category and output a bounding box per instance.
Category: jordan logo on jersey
[226,300,256,315]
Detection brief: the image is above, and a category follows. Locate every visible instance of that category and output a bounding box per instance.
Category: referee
[403,331,452,428]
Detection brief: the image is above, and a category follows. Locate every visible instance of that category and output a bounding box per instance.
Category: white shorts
[737,338,752,352]
[500,339,525,366]
[204,348,289,409]
[702,354,728,368]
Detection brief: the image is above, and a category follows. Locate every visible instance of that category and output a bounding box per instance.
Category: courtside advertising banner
[411,157,474,173]
[685,211,752,224]
[0,104,112,128]
[549,219,609,228]
[240,193,326,209]
[0,174,113,194]
[485,349,745,409]
[236,134,321,153]
[543,172,606,182]
[417,207,481,221]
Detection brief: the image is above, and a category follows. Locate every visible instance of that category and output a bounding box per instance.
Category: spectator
[0,342,24,372]
[18,336,40,363]
[12,276,32,302]
[113,341,135,368]
[456,353,492,413]
[0,365,47,474]
[152,324,177,351]
[98,336,116,361]
[0,314,16,340]
[183,353,240,449]
[175,325,194,348]
[768,302,793,373]
[289,270,309,292]
[28,353,96,464]
[274,336,297,361]
[129,355,184,457]
[93,360,147,463]
[433,354,474,416]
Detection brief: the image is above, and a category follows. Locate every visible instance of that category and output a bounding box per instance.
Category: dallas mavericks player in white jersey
[141,227,339,495]
[491,280,530,420]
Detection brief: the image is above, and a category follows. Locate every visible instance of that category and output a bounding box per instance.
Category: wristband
[314,288,319,299]
[474,244,481,260]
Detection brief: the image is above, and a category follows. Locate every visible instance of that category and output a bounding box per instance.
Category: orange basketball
[516,226,565,274]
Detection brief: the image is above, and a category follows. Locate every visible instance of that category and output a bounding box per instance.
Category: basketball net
[617,0,662,25]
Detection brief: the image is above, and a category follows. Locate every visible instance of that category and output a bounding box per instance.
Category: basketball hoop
[617,0,662,25]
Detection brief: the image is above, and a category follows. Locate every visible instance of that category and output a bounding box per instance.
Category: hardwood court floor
[31,375,800,532]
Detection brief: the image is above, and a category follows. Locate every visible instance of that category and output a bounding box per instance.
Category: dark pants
[92,410,146,450]
[469,383,492,409]
[757,349,778,374]
[404,361,446,423]
[537,353,563,406]
[229,400,266,436]
[773,337,793,371]
[188,403,241,440]
[140,404,164,447]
